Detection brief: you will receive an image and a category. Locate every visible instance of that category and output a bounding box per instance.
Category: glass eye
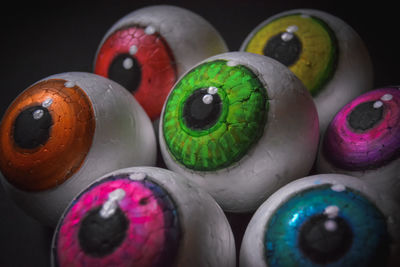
[52,167,236,267]
[241,9,373,132]
[0,72,157,226]
[240,174,400,267]
[94,5,228,121]
[160,52,319,213]
[317,87,400,203]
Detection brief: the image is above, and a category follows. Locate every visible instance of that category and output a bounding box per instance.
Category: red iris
[94,27,177,121]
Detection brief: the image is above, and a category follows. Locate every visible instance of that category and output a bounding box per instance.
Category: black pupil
[298,214,353,264]
[182,88,222,130]
[347,101,384,131]
[263,32,302,67]
[78,206,129,257]
[108,53,142,93]
[13,105,53,149]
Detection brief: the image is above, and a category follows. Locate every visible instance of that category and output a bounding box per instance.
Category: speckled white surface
[316,135,400,205]
[240,174,400,267]
[159,52,320,213]
[240,9,373,133]
[0,72,157,227]
[95,5,228,78]
[51,166,236,267]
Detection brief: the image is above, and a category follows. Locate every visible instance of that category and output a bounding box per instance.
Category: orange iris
[0,79,95,191]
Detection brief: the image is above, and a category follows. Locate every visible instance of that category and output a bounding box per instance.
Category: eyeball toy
[51,166,236,267]
[240,9,373,132]
[0,72,156,226]
[94,5,228,122]
[317,87,400,203]
[240,174,400,267]
[159,51,319,212]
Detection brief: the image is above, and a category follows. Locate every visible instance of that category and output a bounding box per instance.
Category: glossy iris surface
[54,174,180,267]
[323,88,400,171]
[265,185,389,266]
[162,59,268,171]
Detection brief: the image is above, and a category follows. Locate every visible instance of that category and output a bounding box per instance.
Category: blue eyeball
[240,174,400,267]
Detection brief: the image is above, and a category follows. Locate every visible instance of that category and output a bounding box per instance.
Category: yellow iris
[244,14,337,96]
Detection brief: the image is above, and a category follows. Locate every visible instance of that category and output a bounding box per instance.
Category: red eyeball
[95,26,176,121]
[94,5,228,121]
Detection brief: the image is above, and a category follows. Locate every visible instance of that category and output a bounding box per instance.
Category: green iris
[162,60,268,171]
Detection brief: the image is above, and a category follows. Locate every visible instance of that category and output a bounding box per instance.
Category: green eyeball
[163,59,268,171]
[159,52,320,212]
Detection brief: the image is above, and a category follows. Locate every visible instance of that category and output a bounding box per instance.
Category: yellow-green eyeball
[240,174,400,267]
[159,51,319,213]
[241,9,373,132]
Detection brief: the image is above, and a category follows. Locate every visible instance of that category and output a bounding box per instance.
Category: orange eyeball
[0,72,157,226]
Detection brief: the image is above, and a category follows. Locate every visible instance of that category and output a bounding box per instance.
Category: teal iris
[264,185,390,267]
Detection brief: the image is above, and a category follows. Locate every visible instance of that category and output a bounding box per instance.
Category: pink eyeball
[317,87,400,203]
[51,167,236,267]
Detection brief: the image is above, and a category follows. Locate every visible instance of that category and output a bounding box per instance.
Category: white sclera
[159,52,319,213]
[240,174,400,267]
[240,9,374,133]
[95,5,228,81]
[316,87,400,205]
[51,166,236,267]
[0,72,157,226]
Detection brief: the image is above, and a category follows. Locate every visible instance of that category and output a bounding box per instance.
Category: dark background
[0,0,398,266]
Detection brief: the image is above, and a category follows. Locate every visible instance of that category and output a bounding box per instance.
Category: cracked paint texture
[55,175,180,267]
[163,59,268,171]
[0,79,95,191]
[95,26,177,121]
[323,87,400,171]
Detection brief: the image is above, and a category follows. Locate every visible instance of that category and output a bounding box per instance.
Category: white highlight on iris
[227,60,239,67]
[301,14,311,18]
[129,45,138,55]
[381,94,393,101]
[42,98,53,108]
[289,213,300,226]
[331,184,346,192]
[123,57,134,70]
[145,25,156,35]
[202,94,213,104]
[64,81,75,88]
[373,100,383,109]
[99,188,126,218]
[324,205,339,219]
[207,86,218,95]
[324,220,338,232]
[33,109,44,120]
[281,32,294,42]
[286,25,299,33]
[129,172,146,181]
